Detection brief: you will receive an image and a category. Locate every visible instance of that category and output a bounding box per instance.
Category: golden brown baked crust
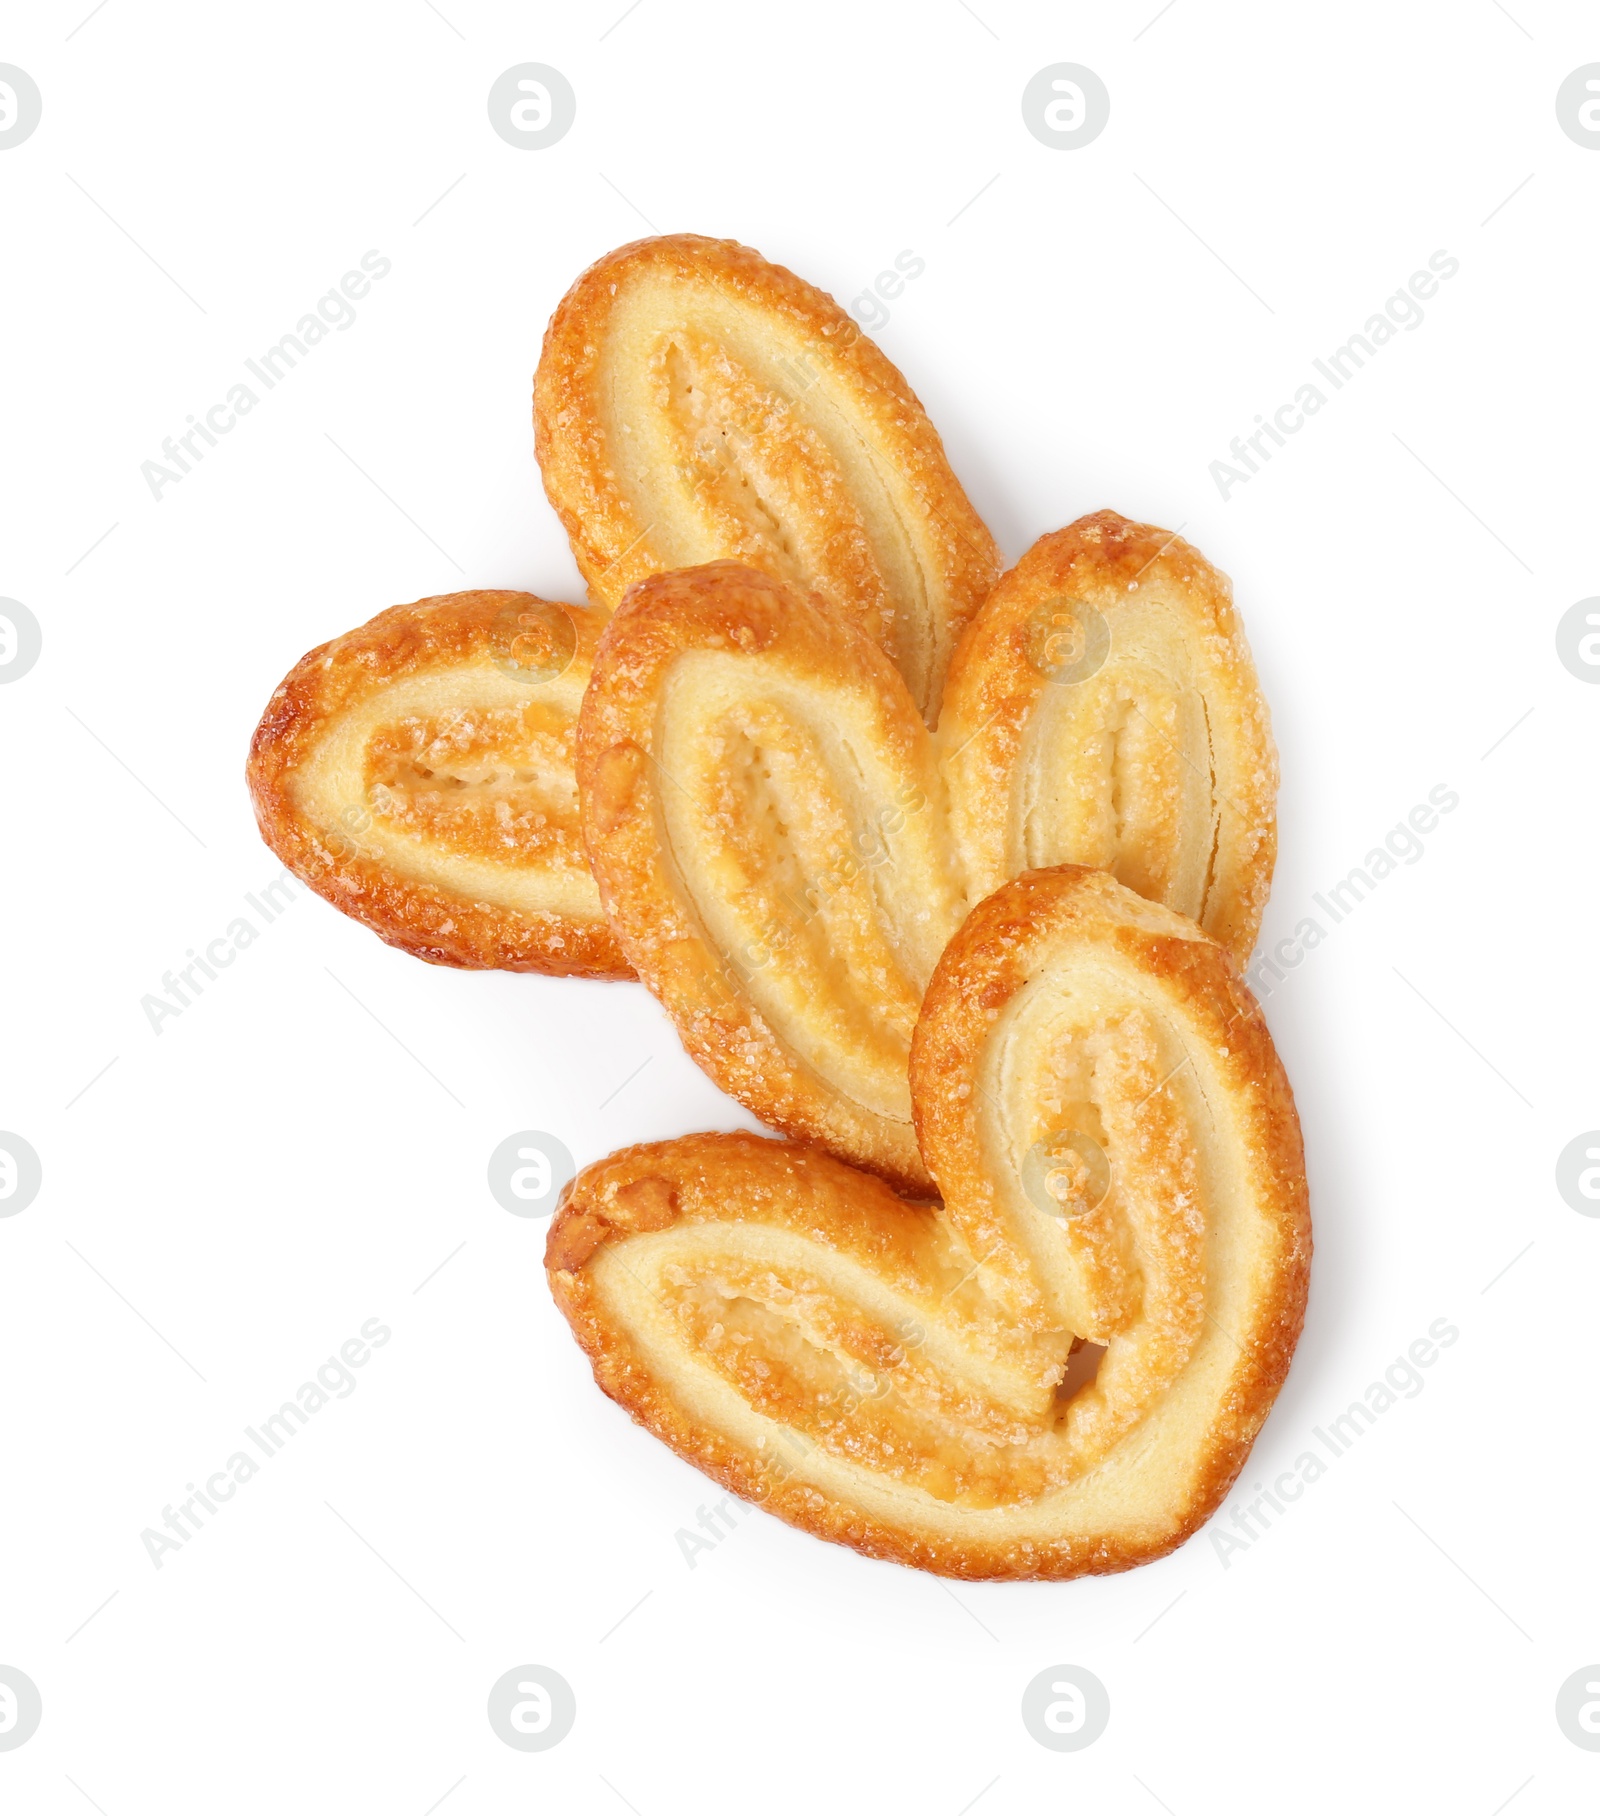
[575,561,958,1191]
[546,866,1310,1580]
[577,515,1276,1184]
[940,510,1277,965]
[244,235,995,968]
[534,233,1000,719]
[247,590,629,976]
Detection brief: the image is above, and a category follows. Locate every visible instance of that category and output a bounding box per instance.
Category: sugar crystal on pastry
[546,866,1310,1580]
[536,233,1000,722]
[248,590,628,975]
[577,515,1277,1186]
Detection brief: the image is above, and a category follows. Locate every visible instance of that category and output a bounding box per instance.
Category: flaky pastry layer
[941,510,1277,965]
[577,561,959,1188]
[248,590,629,975]
[577,517,1275,1187]
[546,867,1310,1580]
[534,233,1000,719]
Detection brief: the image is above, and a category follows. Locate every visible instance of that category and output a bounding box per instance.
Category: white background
[2,1,1597,1810]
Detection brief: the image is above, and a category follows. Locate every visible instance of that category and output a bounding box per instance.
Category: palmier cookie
[535,233,1000,720]
[940,509,1277,966]
[546,866,1311,1582]
[577,559,961,1189]
[576,515,1275,1189]
[248,590,628,975]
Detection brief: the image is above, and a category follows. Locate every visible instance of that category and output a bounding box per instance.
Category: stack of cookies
[248,235,1310,1582]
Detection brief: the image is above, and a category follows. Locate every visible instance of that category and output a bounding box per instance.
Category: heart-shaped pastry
[577,512,1276,1189]
[546,865,1310,1581]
